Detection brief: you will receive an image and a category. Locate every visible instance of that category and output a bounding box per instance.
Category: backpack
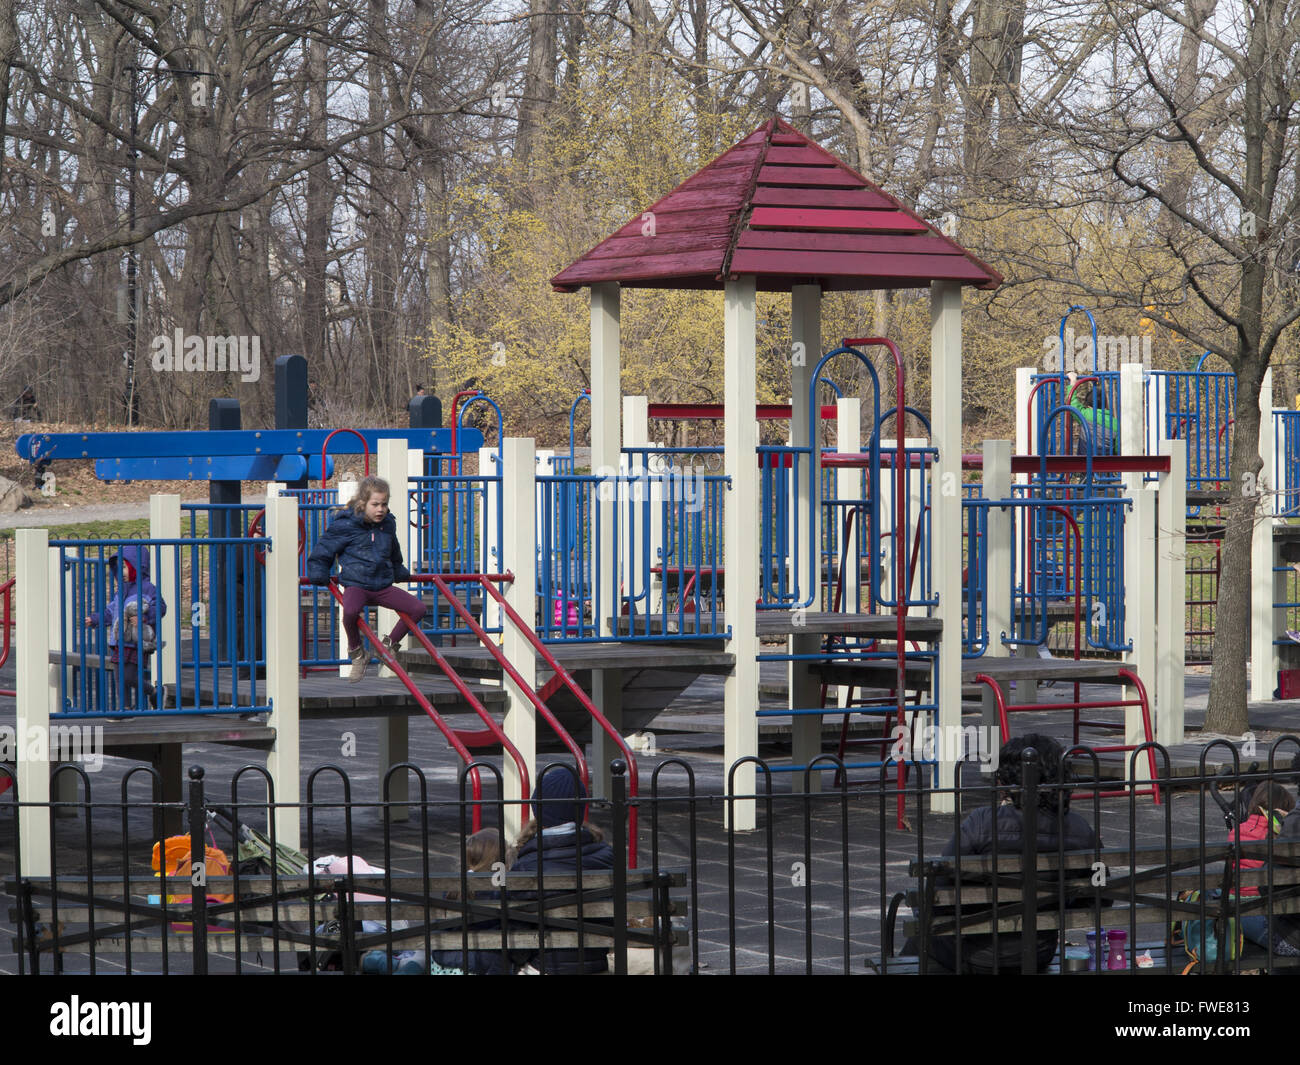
[113,597,157,652]
[1171,890,1243,973]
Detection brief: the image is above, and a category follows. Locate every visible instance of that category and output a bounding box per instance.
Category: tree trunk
[303,21,330,367]
[1204,360,1265,735]
[515,0,559,171]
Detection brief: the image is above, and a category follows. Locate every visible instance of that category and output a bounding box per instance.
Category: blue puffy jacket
[87,544,165,661]
[510,827,616,974]
[306,509,410,590]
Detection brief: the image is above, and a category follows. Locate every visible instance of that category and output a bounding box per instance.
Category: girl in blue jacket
[306,476,427,682]
[83,544,165,706]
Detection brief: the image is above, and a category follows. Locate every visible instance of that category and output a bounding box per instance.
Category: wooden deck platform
[817,653,1128,692]
[394,641,735,741]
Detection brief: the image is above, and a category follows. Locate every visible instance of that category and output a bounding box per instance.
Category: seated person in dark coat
[926,733,1103,974]
[507,765,616,975]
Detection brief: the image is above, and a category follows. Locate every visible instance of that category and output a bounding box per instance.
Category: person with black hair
[926,733,1103,974]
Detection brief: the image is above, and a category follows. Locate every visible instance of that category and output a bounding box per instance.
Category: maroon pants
[341,585,428,650]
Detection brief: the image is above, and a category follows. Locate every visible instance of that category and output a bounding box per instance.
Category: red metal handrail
[321,428,371,491]
[450,575,641,868]
[317,578,484,829]
[396,612,531,825]
[421,576,603,843]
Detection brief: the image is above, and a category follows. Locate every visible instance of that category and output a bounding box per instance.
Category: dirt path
[0,498,247,529]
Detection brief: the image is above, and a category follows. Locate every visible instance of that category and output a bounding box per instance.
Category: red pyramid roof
[551,117,1001,293]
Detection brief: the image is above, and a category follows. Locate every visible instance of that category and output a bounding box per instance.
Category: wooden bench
[874,840,1300,975]
[7,869,690,975]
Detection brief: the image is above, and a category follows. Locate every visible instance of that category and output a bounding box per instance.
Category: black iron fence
[3,738,1300,975]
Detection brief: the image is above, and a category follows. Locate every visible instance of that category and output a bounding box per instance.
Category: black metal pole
[611,759,628,976]
[187,766,208,975]
[1021,747,1040,975]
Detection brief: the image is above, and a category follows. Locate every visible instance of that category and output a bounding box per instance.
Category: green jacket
[1069,394,1118,453]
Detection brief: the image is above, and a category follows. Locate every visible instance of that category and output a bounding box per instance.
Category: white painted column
[375,439,407,677]
[46,542,77,810]
[1157,438,1187,743]
[791,286,821,609]
[1016,367,1035,460]
[725,276,759,829]
[591,283,621,637]
[17,530,51,875]
[405,447,422,574]
[1252,370,1278,698]
[589,285,622,795]
[479,447,502,629]
[982,441,1012,732]
[1121,363,1156,755]
[835,400,862,616]
[335,477,358,678]
[788,286,823,791]
[265,493,301,851]
[501,438,537,840]
[150,495,181,700]
[623,394,649,617]
[930,282,963,811]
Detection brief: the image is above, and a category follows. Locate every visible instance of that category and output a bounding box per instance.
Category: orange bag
[151,836,235,905]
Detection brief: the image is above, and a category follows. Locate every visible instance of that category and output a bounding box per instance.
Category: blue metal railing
[1147,369,1235,492]
[1031,371,1122,457]
[54,536,269,717]
[407,469,502,639]
[962,490,1130,655]
[536,464,728,642]
[1274,410,1300,517]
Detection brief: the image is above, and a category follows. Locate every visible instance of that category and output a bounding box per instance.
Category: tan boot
[348,645,367,683]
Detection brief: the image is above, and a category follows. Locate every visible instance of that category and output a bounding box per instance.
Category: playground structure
[10,117,1294,874]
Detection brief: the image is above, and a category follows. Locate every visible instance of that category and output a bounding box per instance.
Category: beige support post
[982,442,1013,733]
[836,399,863,616]
[1121,364,1156,758]
[725,276,759,829]
[47,544,78,812]
[930,282,963,811]
[1008,370,1045,705]
[17,529,52,875]
[788,285,823,791]
[830,398,863,760]
[335,478,358,678]
[150,495,181,702]
[479,446,502,630]
[590,284,622,796]
[265,493,302,850]
[1157,438,1187,743]
[1252,370,1278,698]
[501,438,537,839]
[375,439,406,679]
[1016,367,1036,460]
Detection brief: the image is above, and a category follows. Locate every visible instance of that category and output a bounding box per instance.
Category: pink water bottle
[1106,929,1127,970]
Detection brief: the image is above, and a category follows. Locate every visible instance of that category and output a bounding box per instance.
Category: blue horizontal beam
[17,427,485,462]
[94,454,337,482]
